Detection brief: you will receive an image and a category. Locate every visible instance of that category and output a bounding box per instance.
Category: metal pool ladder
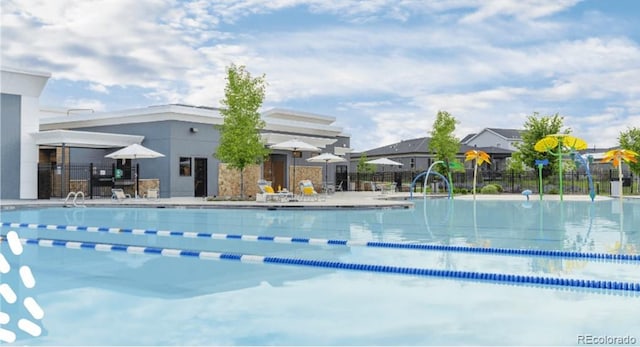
[64,191,86,208]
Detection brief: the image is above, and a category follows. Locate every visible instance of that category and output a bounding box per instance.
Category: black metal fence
[348,168,637,195]
[38,163,138,199]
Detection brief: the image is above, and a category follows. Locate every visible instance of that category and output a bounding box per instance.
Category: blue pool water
[1,198,639,345]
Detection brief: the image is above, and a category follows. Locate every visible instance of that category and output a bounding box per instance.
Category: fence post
[89,163,94,199]
[511,170,514,192]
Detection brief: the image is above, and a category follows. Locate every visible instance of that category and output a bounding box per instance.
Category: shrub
[480,184,500,194]
[454,187,469,194]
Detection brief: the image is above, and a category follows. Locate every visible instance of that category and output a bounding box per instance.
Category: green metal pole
[538,165,543,200]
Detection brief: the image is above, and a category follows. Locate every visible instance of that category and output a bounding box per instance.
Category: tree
[357,153,375,174]
[513,112,569,177]
[215,64,270,198]
[428,111,460,176]
[619,127,640,193]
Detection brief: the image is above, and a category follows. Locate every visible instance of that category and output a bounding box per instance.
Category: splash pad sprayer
[410,161,453,200]
[534,134,588,201]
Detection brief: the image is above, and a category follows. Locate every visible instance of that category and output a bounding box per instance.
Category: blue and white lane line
[2,235,640,293]
[2,221,639,262]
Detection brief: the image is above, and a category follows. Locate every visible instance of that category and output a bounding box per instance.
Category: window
[180,157,191,176]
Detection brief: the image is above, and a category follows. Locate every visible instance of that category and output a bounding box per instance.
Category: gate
[37,163,137,199]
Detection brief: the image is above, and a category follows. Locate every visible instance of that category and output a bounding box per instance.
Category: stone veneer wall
[289,166,322,194]
[218,164,322,197]
[139,179,160,197]
[218,164,261,197]
[69,178,159,198]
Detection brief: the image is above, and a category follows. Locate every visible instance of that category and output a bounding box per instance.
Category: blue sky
[2,0,639,151]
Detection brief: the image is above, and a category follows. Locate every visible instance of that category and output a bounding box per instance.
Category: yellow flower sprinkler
[464,149,491,200]
[534,134,587,201]
[601,149,639,200]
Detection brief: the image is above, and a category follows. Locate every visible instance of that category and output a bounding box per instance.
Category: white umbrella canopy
[366,157,403,166]
[271,139,320,192]
[270,139,319,152]
[105,144,165,198]
[307,153,346,186]
[366,157,403,182]
[105,143,165,160]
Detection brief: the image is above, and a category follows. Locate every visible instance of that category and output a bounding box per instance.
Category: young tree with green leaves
[619,127,640,193]
[357,153,375,174]
[513,112,569,177]
[428,111,460,177]
[215,64,270,198]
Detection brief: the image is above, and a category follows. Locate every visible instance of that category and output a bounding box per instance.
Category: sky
[2,0,640,151]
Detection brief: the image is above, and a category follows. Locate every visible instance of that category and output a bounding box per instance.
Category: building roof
[361,137,432,157]
[354,136,515,158]
[40,104,347,139]
[33,129,144,148]
[486,128,523,140]
[460,133,476,144]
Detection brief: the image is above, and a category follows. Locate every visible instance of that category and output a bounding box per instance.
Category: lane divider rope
[2,221,638,262]
[2,235,639,293]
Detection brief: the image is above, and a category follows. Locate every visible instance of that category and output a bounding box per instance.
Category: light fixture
[190,127,199,133]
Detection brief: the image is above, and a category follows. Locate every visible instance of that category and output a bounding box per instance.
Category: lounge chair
[257,179,292,202]
[335,180,344,192]
[298,180,319,201]
[144,188,159,200]
[111,188,131,202]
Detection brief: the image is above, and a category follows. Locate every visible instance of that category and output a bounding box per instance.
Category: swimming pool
[1,198,639,345]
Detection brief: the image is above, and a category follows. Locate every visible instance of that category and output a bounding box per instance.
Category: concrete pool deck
[1,191,636,210]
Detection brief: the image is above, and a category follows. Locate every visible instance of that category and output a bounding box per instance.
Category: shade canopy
[270,139,320,194]
[366,157,403,166]
[105,143,165,160]
[306,153,346,164]
[307,153,346,190]
[270,139,320,152]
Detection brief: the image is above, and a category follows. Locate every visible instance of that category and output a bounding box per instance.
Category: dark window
[180,157,191,176]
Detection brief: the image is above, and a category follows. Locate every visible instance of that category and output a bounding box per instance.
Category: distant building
[350,128,522,174]
[1,67,352,199]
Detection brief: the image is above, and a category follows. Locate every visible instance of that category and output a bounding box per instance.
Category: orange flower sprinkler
[601,149,639,200]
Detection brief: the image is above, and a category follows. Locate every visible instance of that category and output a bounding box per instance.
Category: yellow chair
[257,179,281,202]
[299,180,319,201]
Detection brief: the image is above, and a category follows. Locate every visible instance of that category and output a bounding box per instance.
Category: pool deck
[1,191,635,210]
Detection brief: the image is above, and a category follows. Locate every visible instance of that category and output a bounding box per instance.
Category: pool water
[1,198,639,345]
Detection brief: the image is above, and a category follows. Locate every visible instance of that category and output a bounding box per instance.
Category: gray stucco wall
[74,121,220,198]
[1,93,21,199]
[69,147,112,163]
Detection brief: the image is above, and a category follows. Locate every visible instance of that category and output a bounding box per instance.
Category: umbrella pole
[325,160,328,196]
[135,162,140,198]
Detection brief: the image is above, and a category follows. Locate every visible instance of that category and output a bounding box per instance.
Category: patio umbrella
[366,157,403,166]
[105,143,165,198]
[366,157,403,182]
[271,139,319,193]
[307,153,346,192]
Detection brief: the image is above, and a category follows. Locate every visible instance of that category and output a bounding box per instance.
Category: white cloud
[88,84,109,94]
[460,0,582,23]
[2,0,638,151]
[62,98,107,112]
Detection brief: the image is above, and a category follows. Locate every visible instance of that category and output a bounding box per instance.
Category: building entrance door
[264,154,286,191]
[194,158,207,197]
